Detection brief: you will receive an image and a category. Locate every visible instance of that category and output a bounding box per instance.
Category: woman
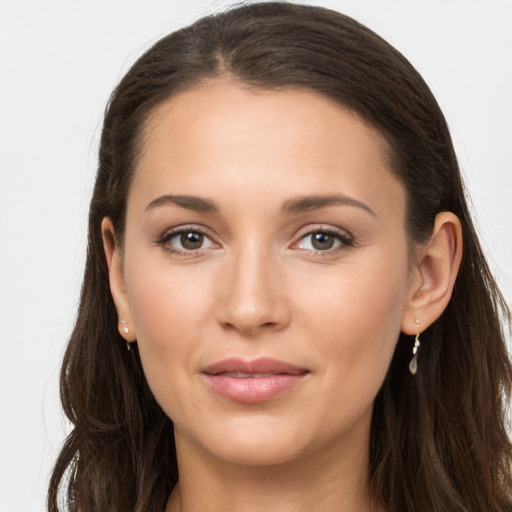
[48,3,512,511]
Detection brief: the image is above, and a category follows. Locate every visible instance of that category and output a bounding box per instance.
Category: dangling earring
[120,320,132,352]
[409,319,421,375]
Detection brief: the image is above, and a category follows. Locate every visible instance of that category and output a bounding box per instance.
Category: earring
[120,320,129,334]
[409,319,421,375]
[120,320,132,351]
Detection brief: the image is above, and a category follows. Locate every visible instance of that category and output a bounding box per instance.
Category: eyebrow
[145,194,219,214]
[144,192,375,217]
[280,194,375,217]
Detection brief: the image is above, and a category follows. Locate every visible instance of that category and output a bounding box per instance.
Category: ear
[401,212,463,335]
[101,217,137,341]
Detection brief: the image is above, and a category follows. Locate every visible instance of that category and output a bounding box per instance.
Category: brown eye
[180,231,204,250]
[163,229,215,254]
[294,229,353,253]
[311,232,335,250]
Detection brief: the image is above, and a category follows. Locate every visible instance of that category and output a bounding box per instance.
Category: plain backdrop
[0,0,511,510]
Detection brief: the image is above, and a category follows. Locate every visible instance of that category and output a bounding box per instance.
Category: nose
[215,246,290,336]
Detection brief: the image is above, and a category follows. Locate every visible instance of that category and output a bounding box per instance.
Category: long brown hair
[48,3,512,511]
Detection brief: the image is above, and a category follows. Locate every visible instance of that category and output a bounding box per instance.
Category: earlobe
[402,212,463,335]
[101,217,137,341]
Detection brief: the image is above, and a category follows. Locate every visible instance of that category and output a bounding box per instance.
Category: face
[112,81,416,468]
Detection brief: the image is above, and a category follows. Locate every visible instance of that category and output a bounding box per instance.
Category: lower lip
[204,373,308,403]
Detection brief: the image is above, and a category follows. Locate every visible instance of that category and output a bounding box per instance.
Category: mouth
[202,357,310,404]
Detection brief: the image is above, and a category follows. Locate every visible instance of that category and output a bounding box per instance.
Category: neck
[166,430,382,512]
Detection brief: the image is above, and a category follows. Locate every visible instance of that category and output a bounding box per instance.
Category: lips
[202,357,309,404]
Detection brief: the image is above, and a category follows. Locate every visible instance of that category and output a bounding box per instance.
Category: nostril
[221,319,276,333]
[215,264,291,334]
[218,312,284,335]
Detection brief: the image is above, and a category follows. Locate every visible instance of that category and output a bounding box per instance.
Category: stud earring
[120,320,129,334]
[409,319,421,375]
[120,320,132,351]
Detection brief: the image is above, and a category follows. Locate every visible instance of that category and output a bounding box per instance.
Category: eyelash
[155,225,355,257]
[293,227,355,257]
[156,225,215,257]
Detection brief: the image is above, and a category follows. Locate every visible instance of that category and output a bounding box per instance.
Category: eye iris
[180,232,203,250]
[312,232,334,250]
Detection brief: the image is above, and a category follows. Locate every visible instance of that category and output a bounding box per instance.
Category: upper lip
[202,357,309,376]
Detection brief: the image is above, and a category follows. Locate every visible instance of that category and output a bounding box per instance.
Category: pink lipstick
[202,357,309,403]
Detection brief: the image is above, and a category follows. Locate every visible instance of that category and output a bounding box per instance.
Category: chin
[179,414,313,467]
[209,436,306,467]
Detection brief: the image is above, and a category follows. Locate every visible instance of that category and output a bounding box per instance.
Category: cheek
[123,257,215,405]
[294,250,410,393]
[126,254,212,343]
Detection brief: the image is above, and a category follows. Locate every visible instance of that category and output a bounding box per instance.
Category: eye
[294,229,354,253]
[172,231,208,251]
[158,227,216,254]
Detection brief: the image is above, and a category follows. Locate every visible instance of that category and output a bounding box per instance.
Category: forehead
[130,80,404,219]
[138,80,391,164]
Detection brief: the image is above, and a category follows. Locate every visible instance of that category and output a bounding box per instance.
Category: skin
[103,81,462,512]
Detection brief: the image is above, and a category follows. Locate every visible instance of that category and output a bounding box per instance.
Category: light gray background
[1,0,511,510]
